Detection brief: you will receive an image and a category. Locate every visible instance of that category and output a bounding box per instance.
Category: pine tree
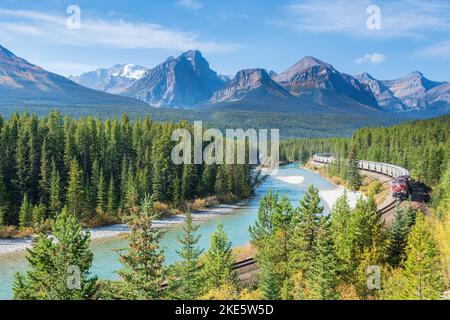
[169,210,204,299]
[0,169,10,225]
[402,213,445,300]
[13,208,98,300]
[106,175,117,216]
[350,197,385,262]
[49,160,62,217]
[172,173,182,208]
[181,164,196,200]
[32,204,47,225]
[16,121,32,199]
[291,185,323,272]
[202,223,236,291]
[306,217,340,300]
[38,139,51,205]
[200,165,216,197]
[259,261,280,300]
[249,191,279,249]
[0,207,5,226]
[66,160,86,218]
[387,205,416,267]
[18,194,33,229]
[118,195,165,300]
[330,193,353,278]
[346,144,362,190]
[250,192,294,286]
[215,165,230,199]
[96,169,106,213]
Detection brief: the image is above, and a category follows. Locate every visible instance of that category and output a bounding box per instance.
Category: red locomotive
[391,176,410,200]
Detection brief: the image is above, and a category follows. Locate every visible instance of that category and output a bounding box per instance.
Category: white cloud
[0,8,238,54]
[355,53,386,64]
[177,0,204,10]
[280,0,450,38]
[415,40,450,59]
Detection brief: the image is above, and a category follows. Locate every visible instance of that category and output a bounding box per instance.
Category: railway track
[378,200,398,215]
[159,258,257,290]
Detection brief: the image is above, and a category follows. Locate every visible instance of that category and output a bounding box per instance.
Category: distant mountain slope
[274,56,380,110]
[211,68,290,102]
[426,82,450,111]
[119,50,225,108]
[381,72,445,110]
[355,72,406,111]
[356,71,449,112]
[0,45,148,108]
[207,68,315,112]
[69,64,148,94]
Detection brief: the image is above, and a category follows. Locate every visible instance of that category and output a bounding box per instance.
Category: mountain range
[1,43,449,115]
[70,50,450,113]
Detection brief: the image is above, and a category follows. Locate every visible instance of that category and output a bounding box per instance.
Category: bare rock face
[426,82,450,110]
[356,72,406,111]
[381,71,444,111]
[274,56,379,109]
[119,50,225,108]
[211,68,291,103]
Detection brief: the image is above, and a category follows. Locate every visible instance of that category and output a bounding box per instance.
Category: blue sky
[0,0,449,81]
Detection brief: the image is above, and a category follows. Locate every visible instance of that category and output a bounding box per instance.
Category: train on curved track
[312,153,411,200]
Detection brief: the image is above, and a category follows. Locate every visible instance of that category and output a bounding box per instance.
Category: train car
[391,177,410,200]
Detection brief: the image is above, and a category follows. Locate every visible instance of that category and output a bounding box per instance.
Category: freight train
[312,154,411,200]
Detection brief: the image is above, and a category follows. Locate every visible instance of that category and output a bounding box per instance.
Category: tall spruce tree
[259,261,280,300]
[346,144,362,190]
[18,194,33,229]
[402,213,444,300]
[202,223,237,292]
[13,208,98,300]
[306,217,340,300]
[66,160,86,218]
[330,193,354,278]
[49,160,62,217]
[96,169,106,213]
[169,210,204,299]
[106,175,117,216]
[386,205,416,267]
[290,185,323,272]
[0,169,10,225]
[38,139,51,205]
[118,195,165,300]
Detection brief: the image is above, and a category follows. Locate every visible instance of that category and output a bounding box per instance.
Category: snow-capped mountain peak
[69,64,148,94]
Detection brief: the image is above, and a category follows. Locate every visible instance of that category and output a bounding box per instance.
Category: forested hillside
[0,111,252,231]
[351,116,449,187]
[281,115,450,188]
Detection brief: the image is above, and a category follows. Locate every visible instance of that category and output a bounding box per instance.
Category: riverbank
[0,199,250,257]
[301,162,364,209]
